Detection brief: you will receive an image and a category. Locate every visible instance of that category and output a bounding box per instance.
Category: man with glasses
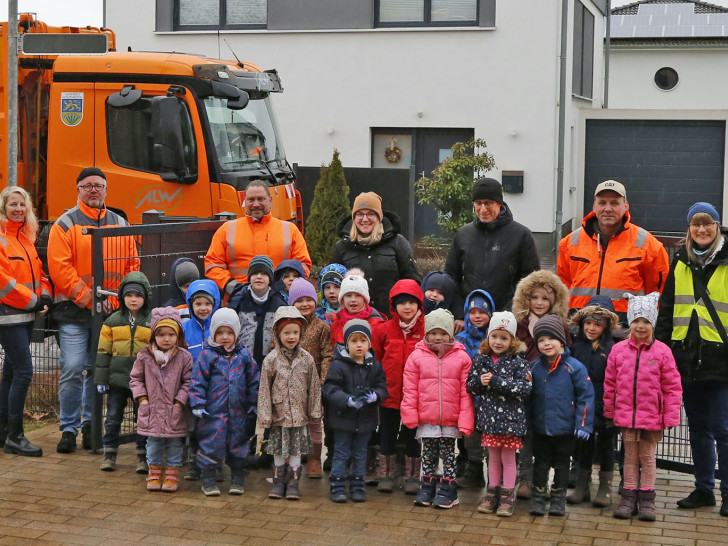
[446,177,540,323]
[48,167,139,454]
[205,179,311,298]
[558,180,669,324]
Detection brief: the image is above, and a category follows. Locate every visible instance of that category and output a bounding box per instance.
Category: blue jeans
[102,388,146,452]
[684,382,728,497]
[58,322,94,433]
[146,436,184,467]
[331,429,371,479]
[0,322,35,421]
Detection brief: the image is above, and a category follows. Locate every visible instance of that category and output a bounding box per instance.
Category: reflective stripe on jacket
[557,211,669,314]
[204,213,311,294]
[48,201,139,312]
[0,220,52,325]
[672,261,728,343]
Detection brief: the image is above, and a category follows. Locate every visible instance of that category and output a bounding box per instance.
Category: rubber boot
[478,486,500,514]
[404,456,421,495]
[458,460,485,488]
[414,475,438,506]
[0,416,7,448]
[269,464,288,499]
[286,466,302,500]
[350,475,366,502]
[330,475,348,503]
[637,489,657,522]
[147,464,163,491]
[593,470,614,507]
[307,443,323,479]
[377,454,395,493]
[364,446,379,485]
[201,468,220,496]
[529,486,547,516]
[100,448,117,471]
[433,477,459,509]
[229,467,247,495]
[3,420,42,457]
[497,487,516,517]
[548,488,566,516]
[162,466,180,492]
[613,488,638,519]
[566,468,592,504]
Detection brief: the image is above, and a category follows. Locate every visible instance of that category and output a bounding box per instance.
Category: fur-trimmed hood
[569,303,620,332]
[512,270,569,322]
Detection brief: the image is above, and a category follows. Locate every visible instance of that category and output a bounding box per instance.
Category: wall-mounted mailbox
[502,171,524,193]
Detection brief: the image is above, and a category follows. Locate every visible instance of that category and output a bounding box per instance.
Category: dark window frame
[173,0,267,31]
[375,0,480,28]
[572,1,595,99]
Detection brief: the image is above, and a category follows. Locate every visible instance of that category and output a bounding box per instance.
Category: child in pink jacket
[401,309,474,510]
[603,292,682,522]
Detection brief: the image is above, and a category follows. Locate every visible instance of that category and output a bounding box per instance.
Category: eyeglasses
[78,183,107,192]
[354,211,378,220]
[689,222,717,229]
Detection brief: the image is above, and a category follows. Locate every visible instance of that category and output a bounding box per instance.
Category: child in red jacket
[328,270,385,345]
[372,279,425,494]
[604,292,681,522]
[401,309,474,510]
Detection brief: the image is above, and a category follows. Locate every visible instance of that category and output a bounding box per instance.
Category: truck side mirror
[210,81,249,110]
[150,96,186,180]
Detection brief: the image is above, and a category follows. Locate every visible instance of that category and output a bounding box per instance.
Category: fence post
[89,227,106,454]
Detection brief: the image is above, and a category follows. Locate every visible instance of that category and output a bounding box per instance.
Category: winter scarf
[399,310,422,336]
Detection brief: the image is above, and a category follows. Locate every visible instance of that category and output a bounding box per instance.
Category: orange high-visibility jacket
[48,200,139,311]
[205,213,311,294]
[557,211,669,314]
[0,220,52,325]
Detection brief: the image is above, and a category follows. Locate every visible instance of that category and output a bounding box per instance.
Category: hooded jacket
[445,202,540,316]
[300,313,334,382]
[603,338,682,431]
[569,295,619,428]
[323,344,388,434]
[181,279,221,361]
[258,306,322,429]
[228,283,286,367]
[529,348,594,436]
[331,211,420,317]
[129,307,193,438]
[656,236,728,384]
[557,211,669,316]
[512,270,572,361]
[372,279,425,410]
[400,339,475,435]
[315,263,346,323]
[455,289,496,359]
[95,271,153,390]
[0,219,52,325]
[421,271,457,315]
[163,257,199,320]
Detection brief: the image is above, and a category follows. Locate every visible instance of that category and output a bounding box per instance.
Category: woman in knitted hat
[656,202,728,516]
[331,191,420,317]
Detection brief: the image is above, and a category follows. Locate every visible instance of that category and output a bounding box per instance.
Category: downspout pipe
[604,0,611,108]
[8,0,18,186]
[555,0,568,254]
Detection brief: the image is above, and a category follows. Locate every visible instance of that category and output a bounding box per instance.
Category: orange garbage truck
[0,14,303,228]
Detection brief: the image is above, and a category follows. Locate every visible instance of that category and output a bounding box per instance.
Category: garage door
[584,120,725,233]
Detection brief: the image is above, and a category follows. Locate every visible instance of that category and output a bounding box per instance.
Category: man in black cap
[445,177,540,331]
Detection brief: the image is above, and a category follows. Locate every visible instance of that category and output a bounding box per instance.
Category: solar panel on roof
[637,25,665,37]
[663,24,694,37]
[706,14,728,25]
[640,4,669,15]
[663,3,697,15]
[610,25,634,37]
[679,13,710,25]
[692,24,725,36]
[624,15,654,26]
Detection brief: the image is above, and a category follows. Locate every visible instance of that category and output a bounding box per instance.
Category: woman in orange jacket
[0,186,53,457]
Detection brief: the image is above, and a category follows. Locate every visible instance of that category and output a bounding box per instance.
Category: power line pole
[7,0,18,186]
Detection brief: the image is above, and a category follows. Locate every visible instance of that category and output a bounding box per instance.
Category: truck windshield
[204,96,286,173]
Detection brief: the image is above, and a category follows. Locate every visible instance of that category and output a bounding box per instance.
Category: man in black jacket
[445,178,540,330]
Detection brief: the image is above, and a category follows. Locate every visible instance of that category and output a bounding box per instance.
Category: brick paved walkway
[0,425,726,545]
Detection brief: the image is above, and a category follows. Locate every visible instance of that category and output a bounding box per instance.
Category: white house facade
[105,0,608,249]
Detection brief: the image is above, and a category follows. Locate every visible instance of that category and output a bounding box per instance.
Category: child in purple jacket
[130,307,193,493]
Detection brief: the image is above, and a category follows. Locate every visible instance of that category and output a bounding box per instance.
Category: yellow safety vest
[672,261,728,343]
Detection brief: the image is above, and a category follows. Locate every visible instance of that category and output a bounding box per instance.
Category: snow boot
[637,489,657,522]
[330,475,348,503]
[433,477,459,509]
[613,488,638,519]
[162,466,180,492]
[350,475,367,502]
[307,443,323,479]
[286,466,302,500]
[404,456,421,495]
[269,464,288,499]
[497,487,516,517]
[415,474,438,507]
[548,487,566,516]
[147,465,163,491]
[478,486,500,514]
[377,454,395,493]
[566,468,592,504]
[593,470,614,507]
[529,486,547,516]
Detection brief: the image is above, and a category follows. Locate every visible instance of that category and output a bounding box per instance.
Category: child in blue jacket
[528,315,594,517]
[189,308,259,497]
[315,263,347,324]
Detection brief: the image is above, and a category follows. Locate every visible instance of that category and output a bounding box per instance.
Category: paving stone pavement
[0,425,726,545]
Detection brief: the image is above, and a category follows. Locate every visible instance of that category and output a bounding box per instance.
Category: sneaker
[136,457,149,475]
[81,424,92,450]
[100,452,117,471]
[56,431,77,454]
[201,476,221,496]
[677,488,716,509]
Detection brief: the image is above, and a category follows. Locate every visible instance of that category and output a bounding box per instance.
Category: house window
[572,1,594,99]
[376,0,479,27]
[654,67,679,91]
[175,0,266,30]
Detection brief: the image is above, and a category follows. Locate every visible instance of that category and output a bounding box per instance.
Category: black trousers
[533,433,575,491]
[379,406,420,457]
[576,426,616,472]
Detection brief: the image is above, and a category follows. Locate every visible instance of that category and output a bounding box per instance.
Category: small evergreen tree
[416,138,496,237]
[306,149,350,266]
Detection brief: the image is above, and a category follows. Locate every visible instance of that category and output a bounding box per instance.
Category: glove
[365,391,378,404]
[96,385,108,394]
[574,429,590,441]
[347,396,365,409]
[192,408,209,419]
[604,418,615,429]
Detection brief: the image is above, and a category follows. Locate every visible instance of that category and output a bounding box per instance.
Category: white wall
[106,0,605,236]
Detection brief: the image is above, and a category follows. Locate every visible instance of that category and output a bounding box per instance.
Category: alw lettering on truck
[135,186,183,211]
